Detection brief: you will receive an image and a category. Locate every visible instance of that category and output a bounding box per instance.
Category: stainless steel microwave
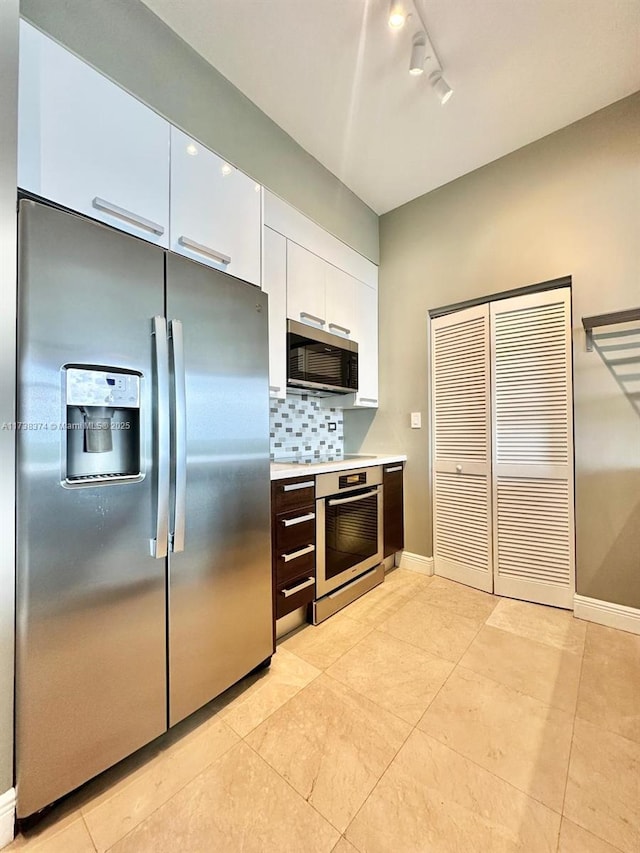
[286,319,358,396]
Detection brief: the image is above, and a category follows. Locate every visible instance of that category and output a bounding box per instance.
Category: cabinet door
[354,282,379,407]
[325,265,357,340]
[383,464,405,557]
[262,227,287,399]
[170,127,261,285]
[286,241,326,329]
[18,21,170,247]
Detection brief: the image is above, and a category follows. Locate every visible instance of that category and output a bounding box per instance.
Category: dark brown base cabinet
[271,476,317,639]
[383,463,405,557]
[271,463,405,635]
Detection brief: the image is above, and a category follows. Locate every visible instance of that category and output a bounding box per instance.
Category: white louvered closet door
[491,288,575,608]
[431,304,493,592]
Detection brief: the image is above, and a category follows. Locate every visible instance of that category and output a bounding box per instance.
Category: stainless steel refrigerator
[15,199,273,818]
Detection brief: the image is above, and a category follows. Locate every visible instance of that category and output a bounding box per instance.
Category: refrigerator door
[166,254,273,726]
[16,201,168,817]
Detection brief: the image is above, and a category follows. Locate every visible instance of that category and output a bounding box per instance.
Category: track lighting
[409,32,426,75]
[389,0,454,105]
[388,1,406,29]
[429,70,453,105]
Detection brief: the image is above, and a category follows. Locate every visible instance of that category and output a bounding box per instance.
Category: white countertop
[270,454,407,480]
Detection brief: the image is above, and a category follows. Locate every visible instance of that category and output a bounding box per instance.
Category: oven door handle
[326,487,380,507]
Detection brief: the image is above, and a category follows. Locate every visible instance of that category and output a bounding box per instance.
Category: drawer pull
[282,544,315,563]
[269,385,281,393]
[328,322,351,335]
[92,197,164,235]
[385,465,402,473]
[359,397,378,403]
[280,576,314,598]
[178,235,231,265]
[282,480,314,492]
[282,512,315,527]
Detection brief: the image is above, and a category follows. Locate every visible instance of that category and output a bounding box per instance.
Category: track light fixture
[388,1,406,30]
[409,32,426,75]
[390,0,454,104]
[429,70,453,105]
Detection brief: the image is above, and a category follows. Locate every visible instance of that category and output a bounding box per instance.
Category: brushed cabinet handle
[282,480,314,492]
[300,312,326,326]
[178,235,231,265]
[92,197,164,235]
[359,397,378,403]
[282,544,315,563]
[269,385,281,393]
[385,465,403,473]
[280,576,314,598]
[282,512,315,527]
[328,322,351,335]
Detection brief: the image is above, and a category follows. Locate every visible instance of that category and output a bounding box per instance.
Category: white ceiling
[141,0,640,214]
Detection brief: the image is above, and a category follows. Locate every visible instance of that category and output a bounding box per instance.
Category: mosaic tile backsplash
[270,394,344,460]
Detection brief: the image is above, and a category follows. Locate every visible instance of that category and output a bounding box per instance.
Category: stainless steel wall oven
[314,466,384,622]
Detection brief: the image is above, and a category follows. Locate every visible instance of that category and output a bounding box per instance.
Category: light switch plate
[410,412,421,429]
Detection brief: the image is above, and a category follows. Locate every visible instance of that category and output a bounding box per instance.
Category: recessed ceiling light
[221,163,232,176]
[186,143,198,156]
[388,1,406,29]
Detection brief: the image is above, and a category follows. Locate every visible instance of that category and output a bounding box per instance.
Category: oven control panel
[316,465,382,499]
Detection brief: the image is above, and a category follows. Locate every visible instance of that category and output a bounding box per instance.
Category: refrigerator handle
[150,316,170,558]
[169,319,187,553]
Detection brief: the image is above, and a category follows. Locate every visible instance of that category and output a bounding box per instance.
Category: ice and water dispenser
[64,367,141,483]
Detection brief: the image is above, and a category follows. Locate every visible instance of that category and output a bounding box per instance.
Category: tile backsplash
[270,395,344,460]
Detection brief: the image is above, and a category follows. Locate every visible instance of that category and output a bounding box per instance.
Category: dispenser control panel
[66,368,140,408]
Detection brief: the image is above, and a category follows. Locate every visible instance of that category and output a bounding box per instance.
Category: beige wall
[20,0,379,263]
[346,92,640,609]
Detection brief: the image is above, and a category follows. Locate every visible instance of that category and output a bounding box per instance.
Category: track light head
[388,1,406,29]
[429,70,453,105]
[409,31,426,75]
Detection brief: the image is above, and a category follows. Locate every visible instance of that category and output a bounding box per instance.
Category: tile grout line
[341,606,494,846]
[81,812,98,853]
[415,609,571,823]
[241,737,345,840]
[554,624,630,853]
[91,718,240,853]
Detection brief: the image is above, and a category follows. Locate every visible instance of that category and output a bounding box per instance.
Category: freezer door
[16,201,167,817]
[166,255,272,726]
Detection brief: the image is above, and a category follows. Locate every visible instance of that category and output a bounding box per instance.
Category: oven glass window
[325,490,378,580]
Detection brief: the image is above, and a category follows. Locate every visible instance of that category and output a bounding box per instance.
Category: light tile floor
[8,569,640,853]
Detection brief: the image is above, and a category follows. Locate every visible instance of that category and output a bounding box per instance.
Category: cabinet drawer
[275,572,315,619]
[276,505,316,552]
[276,543,316,586]
[272,477,316,513]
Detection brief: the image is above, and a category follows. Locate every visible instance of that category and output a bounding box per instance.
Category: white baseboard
[574,595,640,636]
[0,788,15,849]
[397,552,434,576]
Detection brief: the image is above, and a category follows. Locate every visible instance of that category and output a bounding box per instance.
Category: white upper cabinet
[353,283,379,407]
[286,241,326,329]
[18,21,170,246]
[325,265,357,340]
[170,127,261,286]
[262,227,287,399]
